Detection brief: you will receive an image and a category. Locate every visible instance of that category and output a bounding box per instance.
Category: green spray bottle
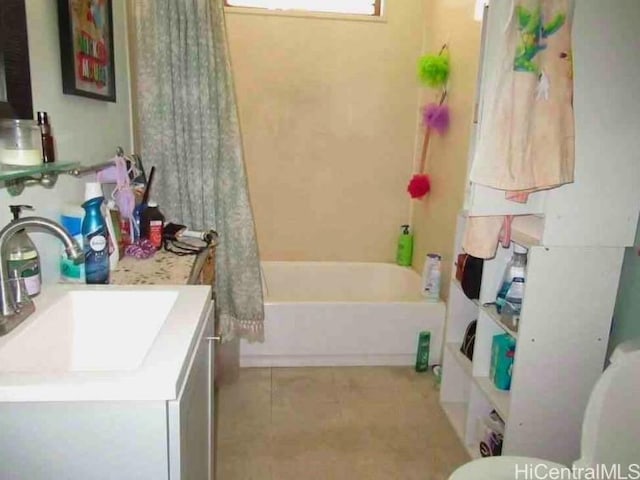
[396,224,413,266]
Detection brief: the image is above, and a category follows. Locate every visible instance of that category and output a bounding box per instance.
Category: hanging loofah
[417,50,449,88]
[423,103,450,135]
[407,173,431,199]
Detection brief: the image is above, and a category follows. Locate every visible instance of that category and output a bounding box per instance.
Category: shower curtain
[132,0,264,341]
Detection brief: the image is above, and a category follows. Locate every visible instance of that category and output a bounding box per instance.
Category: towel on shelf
[471,0,575,193]
[464,0,575,258]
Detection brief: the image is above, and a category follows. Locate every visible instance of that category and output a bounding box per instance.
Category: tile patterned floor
[215,367,470,480]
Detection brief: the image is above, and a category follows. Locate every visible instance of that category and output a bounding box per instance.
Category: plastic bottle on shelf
[495,245,527,313]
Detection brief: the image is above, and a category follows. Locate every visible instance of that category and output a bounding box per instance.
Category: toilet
[449,342,640,480]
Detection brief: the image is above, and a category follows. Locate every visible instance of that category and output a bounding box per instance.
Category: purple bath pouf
[422,103,450,135]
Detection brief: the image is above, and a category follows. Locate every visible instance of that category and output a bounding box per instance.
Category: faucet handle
[9,205,34,221]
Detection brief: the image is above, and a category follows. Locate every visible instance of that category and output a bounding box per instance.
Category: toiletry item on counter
[36,111,55,163]
[415,331,431,372]
[130,165,155,243]
[82,183,110,284]
[396,224,414,266]
[105,200,125,259]
[6,205,41,296]
[421,253,441,301]
[104,200,119,270]
[140,201,165,249]
[0,119,42,166]
[490,333,516,391]
[60,204,85,283]
[495,244,527,314]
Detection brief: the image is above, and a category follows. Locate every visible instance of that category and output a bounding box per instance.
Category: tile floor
[215,367,470,479]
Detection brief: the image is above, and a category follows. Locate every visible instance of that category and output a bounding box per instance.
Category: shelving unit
[439,0,640,465]
[0,158,117,195]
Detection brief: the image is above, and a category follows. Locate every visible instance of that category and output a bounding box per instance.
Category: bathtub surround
[241,262,445,367]
[225,0,427,262]
[131,0,264,340]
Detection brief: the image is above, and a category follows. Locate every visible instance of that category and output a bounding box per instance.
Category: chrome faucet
[0,216,84,335]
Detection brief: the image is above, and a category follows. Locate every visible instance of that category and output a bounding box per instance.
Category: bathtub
[240,262,446,367]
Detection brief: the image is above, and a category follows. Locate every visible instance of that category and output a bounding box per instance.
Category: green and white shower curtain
[132,0,264,341]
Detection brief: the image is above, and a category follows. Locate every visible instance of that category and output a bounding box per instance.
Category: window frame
[223,0,383,18]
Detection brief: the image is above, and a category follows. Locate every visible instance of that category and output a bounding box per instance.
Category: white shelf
[474,376,510,421]
[479,303,518,339]
[446,342,473,377]
[451,279,480,307]
[511,215,544,248]
[441,401,467,441]
[441,401,481,460]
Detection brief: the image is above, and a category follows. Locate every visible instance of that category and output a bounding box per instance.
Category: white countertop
[0,284,212,403]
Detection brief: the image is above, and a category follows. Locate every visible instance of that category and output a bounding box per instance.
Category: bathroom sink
[0,290,179,373]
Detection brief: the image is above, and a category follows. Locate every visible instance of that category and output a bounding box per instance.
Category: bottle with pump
[5,205,41,296]
[82,184,110,284]
[396,224,414,266]
[495,244,527,314]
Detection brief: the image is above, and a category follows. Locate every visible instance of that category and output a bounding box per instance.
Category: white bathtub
[240,262,446,367]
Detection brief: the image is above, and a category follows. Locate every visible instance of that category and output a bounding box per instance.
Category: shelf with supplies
[440,0,639,466]
[441,401,482,460]
[445,341,510,421]
[479,302,518,339]
[451,278,479,307]
[446,342,473,377]
[457,211,544,249]
[0,151,123,196]
[474,376,510,422]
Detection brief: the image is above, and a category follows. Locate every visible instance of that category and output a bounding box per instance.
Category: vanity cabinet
[168,302,216,480]
[0,298,215,480]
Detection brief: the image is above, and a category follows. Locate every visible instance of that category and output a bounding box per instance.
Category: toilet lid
[449,456,566,480]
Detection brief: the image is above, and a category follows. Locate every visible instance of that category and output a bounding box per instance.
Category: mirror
[0,0,33,119]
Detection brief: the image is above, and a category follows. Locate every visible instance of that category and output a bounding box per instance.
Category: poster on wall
[57,0,116,102]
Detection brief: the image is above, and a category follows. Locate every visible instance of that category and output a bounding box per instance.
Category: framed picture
[57,0,116,102]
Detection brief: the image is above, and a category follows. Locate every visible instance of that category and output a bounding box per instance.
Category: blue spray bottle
[82,194,110,284]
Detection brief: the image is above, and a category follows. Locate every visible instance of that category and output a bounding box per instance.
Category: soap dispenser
[396,225,414,266]
[6,205,41,296]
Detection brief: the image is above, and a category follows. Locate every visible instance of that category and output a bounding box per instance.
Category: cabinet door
[168,302,215,480]
[206,304,216,479]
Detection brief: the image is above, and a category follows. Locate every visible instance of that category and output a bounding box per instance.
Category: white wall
[0,0,132,282]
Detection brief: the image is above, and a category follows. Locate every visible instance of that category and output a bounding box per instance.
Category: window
[224,0,382,16]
